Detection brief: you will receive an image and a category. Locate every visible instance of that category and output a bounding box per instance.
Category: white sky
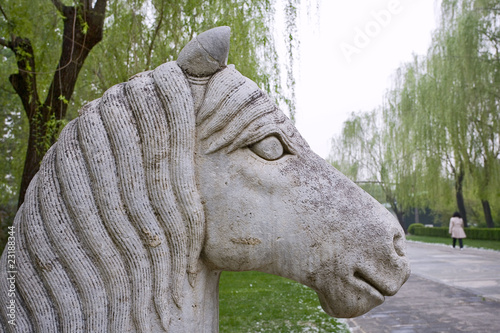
[292,0,441,158]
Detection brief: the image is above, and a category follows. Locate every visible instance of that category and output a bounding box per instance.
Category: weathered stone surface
[0,27,410,332]
[177,26,230,77]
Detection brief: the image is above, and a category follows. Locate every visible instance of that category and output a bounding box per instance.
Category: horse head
[0,26,409,332]
[192,27,410,319]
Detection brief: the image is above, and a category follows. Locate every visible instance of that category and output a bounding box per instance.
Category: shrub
[412,227,500,240]
[408,223,424,235]
[464,228,500,241]
[413,227,448,238]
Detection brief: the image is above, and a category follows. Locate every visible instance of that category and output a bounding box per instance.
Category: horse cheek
[196,149,279,271]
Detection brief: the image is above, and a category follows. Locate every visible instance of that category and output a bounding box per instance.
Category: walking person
[449,212,466,250]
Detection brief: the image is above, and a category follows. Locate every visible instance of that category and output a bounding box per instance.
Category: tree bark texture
[8,0,107,207]
[455,168,468,228]
[481,199,494,228]
[386,194,406,232]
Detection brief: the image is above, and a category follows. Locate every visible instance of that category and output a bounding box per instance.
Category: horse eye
[249,136,284,161]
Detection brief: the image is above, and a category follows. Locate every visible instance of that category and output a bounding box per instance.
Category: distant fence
[410,225,500,241]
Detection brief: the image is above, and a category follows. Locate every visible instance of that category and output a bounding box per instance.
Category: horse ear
[177,26,231,77]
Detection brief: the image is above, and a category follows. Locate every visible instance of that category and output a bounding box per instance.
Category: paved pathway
[346,241,500,333]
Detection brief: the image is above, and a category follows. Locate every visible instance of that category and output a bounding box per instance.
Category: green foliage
[408,223,425,235]
[219,271,349,332]
[0,86,26,252]
[31,110,67,155]
[328,108,416,227]
[413,0,500,224]
[78,0,301,116]
[0,0,67,215]
[0,0,64,95]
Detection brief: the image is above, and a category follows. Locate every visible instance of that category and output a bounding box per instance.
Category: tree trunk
[18,110,48,208]
[386,194,406,232]
[396,210,405,233]
[11,0,107,207]
[7,36,41,207]
[481,199,494,228]
[455,168,468,227]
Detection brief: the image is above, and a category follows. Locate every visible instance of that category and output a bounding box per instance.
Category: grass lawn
[219,271,349,333]
[406,235,500,251]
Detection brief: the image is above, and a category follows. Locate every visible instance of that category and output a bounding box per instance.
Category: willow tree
[420,0,500,227]
[328,54,458,230]
[380,0,500,227]
[328,108,415,230]
[449,0,500,228]
[382,56,461,224]
[330,0,499,228]
[80,0,288,99]
[0,0,306,213]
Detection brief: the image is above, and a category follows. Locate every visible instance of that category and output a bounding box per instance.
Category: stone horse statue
[0,27,410,332]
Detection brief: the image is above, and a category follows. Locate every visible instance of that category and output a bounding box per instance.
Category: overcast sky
[291,0,441,158]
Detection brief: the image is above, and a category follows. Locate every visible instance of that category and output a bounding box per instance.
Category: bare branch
[145,2,165,70]
[0,4,9,22]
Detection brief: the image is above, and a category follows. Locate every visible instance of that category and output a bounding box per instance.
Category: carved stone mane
[0,28,229,332]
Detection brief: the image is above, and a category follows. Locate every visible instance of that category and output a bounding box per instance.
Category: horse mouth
[353,270,388,300]
[316,270,390,318]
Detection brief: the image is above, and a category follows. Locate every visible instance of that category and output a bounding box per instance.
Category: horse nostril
[393,232,406,257]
